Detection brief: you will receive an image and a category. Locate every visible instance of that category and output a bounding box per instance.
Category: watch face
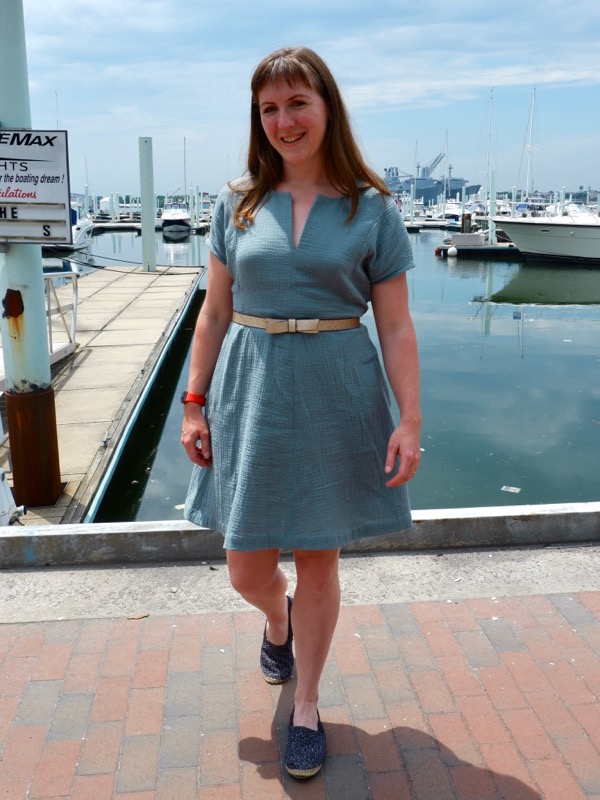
[180,391,188,403]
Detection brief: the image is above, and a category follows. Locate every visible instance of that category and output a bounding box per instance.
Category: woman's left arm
[371,272,422,487]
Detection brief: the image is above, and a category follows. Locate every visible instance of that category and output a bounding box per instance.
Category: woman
[181,46,421,779]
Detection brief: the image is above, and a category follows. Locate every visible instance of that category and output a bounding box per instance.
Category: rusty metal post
[0,0,62,506]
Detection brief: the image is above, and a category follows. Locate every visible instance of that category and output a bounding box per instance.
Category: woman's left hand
[384,420,421,487]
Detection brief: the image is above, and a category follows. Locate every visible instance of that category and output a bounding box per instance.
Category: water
[83,228,600,522]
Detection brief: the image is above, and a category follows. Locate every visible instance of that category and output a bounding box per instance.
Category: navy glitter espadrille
[284,708,327,779]
[260,595,294,684]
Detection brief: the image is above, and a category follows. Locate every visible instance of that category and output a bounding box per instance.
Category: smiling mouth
[281,133,304,144]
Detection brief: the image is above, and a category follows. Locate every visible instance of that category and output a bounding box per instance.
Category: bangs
[252,53,323,99]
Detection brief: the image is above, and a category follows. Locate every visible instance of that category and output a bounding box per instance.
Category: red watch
[180,390,206,406]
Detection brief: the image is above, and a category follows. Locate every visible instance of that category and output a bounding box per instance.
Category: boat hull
[498,218,600,265]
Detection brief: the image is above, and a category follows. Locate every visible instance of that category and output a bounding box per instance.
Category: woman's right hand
[181,405,213,467]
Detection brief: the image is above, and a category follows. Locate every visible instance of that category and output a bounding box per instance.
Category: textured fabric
[184,186,415,551]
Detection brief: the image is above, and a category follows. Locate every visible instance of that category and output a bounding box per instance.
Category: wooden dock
[0,263,204,526]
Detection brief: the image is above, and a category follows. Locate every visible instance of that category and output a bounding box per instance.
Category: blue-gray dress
[184,185,415,551]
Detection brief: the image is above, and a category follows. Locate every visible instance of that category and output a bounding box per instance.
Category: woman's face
[257,77,329,173]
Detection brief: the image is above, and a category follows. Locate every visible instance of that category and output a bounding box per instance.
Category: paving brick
[571,702,600,749]
[320,705,356,756]
[456,694,510,746]
[48,692,94,740]
[159,715,202,769]
[545,659,598,706]
[429,712,483,766]
[133,648,169,688]
[16,680,62,725]
[165,671,202,717]
[527,757,589,800]
[74,619,112,655]
[0,724,47,780]
[70,773,115,800]
[28,738,82,798]
[480,741,540,797]
[549,594,599,626]
[477,666,528,711]
[32,642,73,680]
[403,747,458,800]
[91,676,130,722]
[435,654,484,697]
[115,734,160,793]
[356,623,398,661]
[201,646,236,684]
[201,682,238,730]
[370,657,415,704]
[555,735,600,794]
[157,766,198,799]
[368,770,413,800]
[387,700,434,751]
[340,673,385,721]
[78,720,124,775]
[410,670,455,714]
[516,626,562,663]
[500,651,554,693]
[332,633,370,675]
[169,634,202,672]
[354,717,402,772]
[125,687,165,735]
[448,763,500,799]
[456,629,502,668]
[63,652,102,693]
[440,600,480,631]
[199,728,240,786]
[479,618,526,654]
[322,752,370,799]
[501,708,558,760]
[238,709,280,764]
[240,761,284,800]
[203,613,234,647]
[198,785,242,800]
[381,602,420,636]
[421,620,464,658]
[101,641,137,678]
[525,690,584,739]
[396,632,437,671]
[139,615,173,651]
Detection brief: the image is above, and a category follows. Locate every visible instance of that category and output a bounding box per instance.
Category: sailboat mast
[524,88,536,198]
[183,137,187,203]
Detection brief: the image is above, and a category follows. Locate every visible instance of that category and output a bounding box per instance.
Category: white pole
[0,0,61,504]
[138,137,156,272]
[488,171,497,245]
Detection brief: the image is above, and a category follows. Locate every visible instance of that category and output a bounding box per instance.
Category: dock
[0,263,204,526]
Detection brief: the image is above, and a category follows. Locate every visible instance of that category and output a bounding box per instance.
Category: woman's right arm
[181,251,233,467]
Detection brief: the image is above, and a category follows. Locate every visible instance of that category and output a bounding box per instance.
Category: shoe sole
[262,670,293,685]
[285,763,324,779]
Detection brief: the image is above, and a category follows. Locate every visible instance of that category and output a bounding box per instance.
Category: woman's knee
[226,549,281,596]
[294,549,340,592]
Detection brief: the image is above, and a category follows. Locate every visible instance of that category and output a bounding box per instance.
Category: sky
[15,0,600,199]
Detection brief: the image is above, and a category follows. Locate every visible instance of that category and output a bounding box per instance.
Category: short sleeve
[366,196,414,284]
[206,185,231,264]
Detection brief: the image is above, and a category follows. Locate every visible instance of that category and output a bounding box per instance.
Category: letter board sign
[0,130,72,244]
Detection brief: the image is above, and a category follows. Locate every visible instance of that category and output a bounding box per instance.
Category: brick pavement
[1,592,599,799]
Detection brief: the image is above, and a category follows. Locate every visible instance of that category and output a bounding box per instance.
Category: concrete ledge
[1,502,599,568]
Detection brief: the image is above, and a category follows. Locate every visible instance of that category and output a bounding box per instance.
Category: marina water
[74,227,600,522]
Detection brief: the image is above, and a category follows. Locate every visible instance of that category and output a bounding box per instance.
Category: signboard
[0,129,72,244]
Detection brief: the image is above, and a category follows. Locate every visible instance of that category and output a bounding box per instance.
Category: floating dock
[0,263,204,526]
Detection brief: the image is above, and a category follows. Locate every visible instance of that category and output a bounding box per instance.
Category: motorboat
[161,201,191,234]
[496,210,600,265]
[43,202,94,253]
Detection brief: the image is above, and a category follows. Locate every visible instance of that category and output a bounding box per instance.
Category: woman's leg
[226,549,289,645]
[291,548,341,730]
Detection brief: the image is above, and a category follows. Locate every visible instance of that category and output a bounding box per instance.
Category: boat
[496,211,600,265]
[161,201,191,234]
[42,201,94,253]
[384,155,481,205]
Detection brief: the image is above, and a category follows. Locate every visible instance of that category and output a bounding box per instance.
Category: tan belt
[232,311,360,335]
